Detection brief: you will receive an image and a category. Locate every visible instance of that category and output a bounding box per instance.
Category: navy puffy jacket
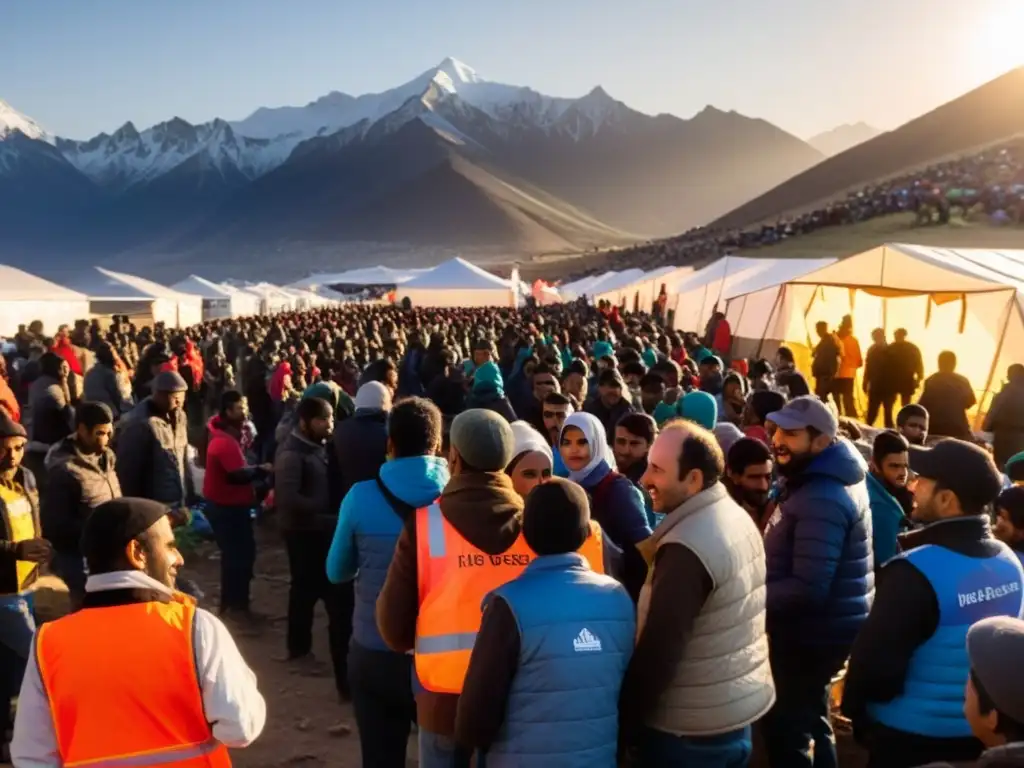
[764,439,875,651]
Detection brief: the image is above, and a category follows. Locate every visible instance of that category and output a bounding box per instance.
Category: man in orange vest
[11,497,266,767]
[377,408,525,767]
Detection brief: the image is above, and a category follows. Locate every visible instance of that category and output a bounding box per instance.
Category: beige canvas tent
[721,243,1024,422]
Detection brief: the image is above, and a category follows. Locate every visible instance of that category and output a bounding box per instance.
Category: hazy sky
[2,0,1021,141]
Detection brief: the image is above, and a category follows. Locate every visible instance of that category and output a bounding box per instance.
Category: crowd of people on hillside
[2,298,1024,768]
[574,138,1024,277]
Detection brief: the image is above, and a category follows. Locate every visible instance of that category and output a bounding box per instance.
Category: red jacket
[0,378,19,422]
[203,416,255,507]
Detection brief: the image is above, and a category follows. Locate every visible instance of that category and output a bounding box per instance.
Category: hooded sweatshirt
[466,361,517,423]
[328,455,449,650]
[376,470,523,737]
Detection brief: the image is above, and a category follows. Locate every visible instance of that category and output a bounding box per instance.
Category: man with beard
[698,355,725,397]
[993,487,1024,563]
[639,373,666,415]
[760,396,874,768]
[522,363,559,437]
[614,413,657,524]
[585,369,636,444]
[541,392,573,477]
[726,437,775,531]
[867,431,914,568]
[12,498,265,766]
[842,439,1022,768]
[620,421,773,764]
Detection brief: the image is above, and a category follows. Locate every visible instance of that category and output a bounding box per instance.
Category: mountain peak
[434,57,480,84]
[0,99,51,142]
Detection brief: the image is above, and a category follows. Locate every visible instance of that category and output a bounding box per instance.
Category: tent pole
[756,285,786,360]
[976,292,1017,431]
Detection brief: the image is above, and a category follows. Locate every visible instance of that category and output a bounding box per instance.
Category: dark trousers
[761,647,846,768]
[349,641,416,768]
[638,725,752,766]
[284,530,354,697]
[206,503,256,611]
[865,393,895,428]
[864,725,982,768]
[832,378,857,419]
[0,595,35,743]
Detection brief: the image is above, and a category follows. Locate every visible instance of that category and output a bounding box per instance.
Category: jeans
[206,504,257,611]
[0,594,36,739]
[761,647,846,768]
[418,729,476,768]
[284,531,354,697]
[638,725,752,767]
[51,550,87,609]
[348,641,415,768]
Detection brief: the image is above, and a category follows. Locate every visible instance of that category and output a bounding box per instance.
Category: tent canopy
[171,275,234,299]
[289,265,432,289]
[722,244,1024,427]
[67,267,200,302]
[0,266,91,337]
[400,258,511,290]
[0,266,89,302]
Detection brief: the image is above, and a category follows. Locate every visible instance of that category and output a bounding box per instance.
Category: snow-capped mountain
[0,99,52,143]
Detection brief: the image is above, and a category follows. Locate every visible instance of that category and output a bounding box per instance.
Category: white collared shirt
[11,570,267,767]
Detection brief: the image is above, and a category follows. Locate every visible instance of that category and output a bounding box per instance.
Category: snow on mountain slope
[59,117,292,190]
[0,99,52,143]
[230,57,586,141]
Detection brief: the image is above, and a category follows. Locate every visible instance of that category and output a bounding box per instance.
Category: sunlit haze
[0,0,1020,141]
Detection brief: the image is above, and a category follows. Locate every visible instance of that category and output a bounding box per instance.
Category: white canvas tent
[594,266,694,313]
[558,271,617,300]
[288,265,431,290]
[64,267,203,328]
[233,283,294,315]
[395,258,515,308]
[0,266,91,337]
[171,275,260,320]
[721,244,1024,423]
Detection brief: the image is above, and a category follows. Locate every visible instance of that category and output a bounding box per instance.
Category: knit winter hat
[522,478,590,556]
[968,616,1024,725]
[0,409,26,440]
[451,408,514,471]
[679,391,718,430]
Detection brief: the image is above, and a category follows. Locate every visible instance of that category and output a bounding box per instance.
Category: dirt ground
[184,527,865,768]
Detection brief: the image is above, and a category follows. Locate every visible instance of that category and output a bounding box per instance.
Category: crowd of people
[1,296,1024,768]
[574,138,1024,277]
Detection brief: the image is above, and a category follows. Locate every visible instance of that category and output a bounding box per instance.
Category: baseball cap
[915,438,1002,514]
[766,395,838,440]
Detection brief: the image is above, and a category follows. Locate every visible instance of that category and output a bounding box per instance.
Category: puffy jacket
[327,455,450,650]
[485,554,635,768]
[332,409,388,501]
[115,398,189,507]
[41,436,120,554]
[274,430,333,532]
[868,543,1024,738]
[764,439,875,650]
[27,375,73,450]
[866,473,907,568]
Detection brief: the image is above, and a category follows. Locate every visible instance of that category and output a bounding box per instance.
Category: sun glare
[975,1,1024,75]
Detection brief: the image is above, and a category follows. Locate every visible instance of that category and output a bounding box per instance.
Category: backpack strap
[375,471,416,522]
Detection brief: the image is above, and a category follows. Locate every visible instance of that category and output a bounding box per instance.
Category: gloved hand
[15,538,53,563]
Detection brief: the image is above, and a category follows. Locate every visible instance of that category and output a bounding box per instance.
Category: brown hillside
[713,67,1024,229]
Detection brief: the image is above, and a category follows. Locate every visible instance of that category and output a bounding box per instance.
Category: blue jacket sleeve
[767,494,849,616]
[326,490,359,583]
[610,480,653,545]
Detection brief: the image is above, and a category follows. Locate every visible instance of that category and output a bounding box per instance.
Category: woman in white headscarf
[505,421,554,499]
[558,412,652,600]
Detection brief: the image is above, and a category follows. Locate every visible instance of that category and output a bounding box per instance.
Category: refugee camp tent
[234,283,294,314]
[0,266,91,337]
[670,256,774,333]
[721,244,1024,422]
[65,267,203,328]
[280,287,338,310]
[559,271,617,300]
[594,266,694,314]
[395,258,515,308]
[584,269,644,307]
[288,265,431,290]
[172,275,260,320]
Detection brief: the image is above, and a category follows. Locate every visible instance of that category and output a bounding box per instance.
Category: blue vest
[484,554,635,768]
[868,543,1024,737]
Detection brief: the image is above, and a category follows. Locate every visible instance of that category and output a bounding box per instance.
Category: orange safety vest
[414,501,604,694]
[36,593,232,768]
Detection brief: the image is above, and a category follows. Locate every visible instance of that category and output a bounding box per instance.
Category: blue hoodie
[764,439,875,651]
[327,455,450,650]
[865,472,907,568]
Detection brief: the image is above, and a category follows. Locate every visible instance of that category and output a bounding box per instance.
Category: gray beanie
[968,616,1024,724]
[153,370,188,393]
[451,409,514,471]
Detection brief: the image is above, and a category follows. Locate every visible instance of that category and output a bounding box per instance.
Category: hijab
[508,420,554,471]
[559,411,615,484]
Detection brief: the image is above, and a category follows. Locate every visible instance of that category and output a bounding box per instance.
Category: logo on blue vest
[573,628,602,653]
[955,577,1021,623]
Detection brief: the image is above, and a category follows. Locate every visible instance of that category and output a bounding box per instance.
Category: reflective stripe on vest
[414,502,605,694]
[37,595,231,768]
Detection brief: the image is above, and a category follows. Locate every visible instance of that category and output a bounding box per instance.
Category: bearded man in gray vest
[620,419,775,766]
